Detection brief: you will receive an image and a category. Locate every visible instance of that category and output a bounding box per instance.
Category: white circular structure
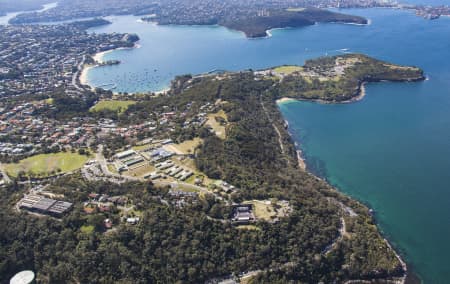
[10,270,35,284]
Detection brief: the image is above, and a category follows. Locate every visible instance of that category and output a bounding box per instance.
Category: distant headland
[143,8,368,38]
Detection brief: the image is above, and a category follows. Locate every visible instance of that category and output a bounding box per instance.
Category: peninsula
[0,48,424,282]
[271,54,425,102]
[146,8,368,38]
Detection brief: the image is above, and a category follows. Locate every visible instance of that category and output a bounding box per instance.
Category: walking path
[259,95,289,166]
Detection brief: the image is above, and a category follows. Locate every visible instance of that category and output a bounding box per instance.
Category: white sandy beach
[155,87,170,95]
[276,97,297,104]
[79,65,93,86]
[92,50,111,63]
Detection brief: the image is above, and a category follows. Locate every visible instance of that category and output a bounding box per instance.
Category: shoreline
[276,82,367,106]
[79,65,93,86]
[79,43,141,91]
[154,87,170,95]
[276,81,410,283]
[295,145,409,283]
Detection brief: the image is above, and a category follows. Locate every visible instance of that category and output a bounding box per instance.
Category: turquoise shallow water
[2,6,447,283]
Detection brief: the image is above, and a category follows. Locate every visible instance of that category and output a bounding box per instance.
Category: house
[231,204,255,224]
[126,217,140,225]
[98,204,111,212]
[115,149,136,159]
[150,148,173,162]
[108,196,127,205]
[88,193,100,200]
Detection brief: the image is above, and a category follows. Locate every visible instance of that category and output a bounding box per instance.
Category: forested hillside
[0,54,422,283]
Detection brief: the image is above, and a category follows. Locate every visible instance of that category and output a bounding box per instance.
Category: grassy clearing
[5,152,89,177]
[107,164,118,174]
[119,206,142,218]
[44,98,54,104]
[173,183,199,193]
[205,110,228,139]
[184,175,196,184]
[243,200,292,221]
[237,225,261,231]
[132,144,151,151]
[124,163,155,178]
[249,200,277,221]
[90,100,136,114]
[80,225,94,234]
[163,138,203,155]
[384,63,418,71]
[273,65,303,75]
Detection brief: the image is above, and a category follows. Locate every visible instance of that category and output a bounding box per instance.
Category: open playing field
[273,65,303,75]
[90,100,136,113]
[5,152,89,177]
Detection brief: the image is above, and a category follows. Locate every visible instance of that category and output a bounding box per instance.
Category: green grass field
[132,144,151,151]
[5,152,89,177]
[90,100,136,114]
[273,65,303,75]
[80,225,94,234]
[44,98,54,104]
[163,138,203,154]
[237,225,261,231]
